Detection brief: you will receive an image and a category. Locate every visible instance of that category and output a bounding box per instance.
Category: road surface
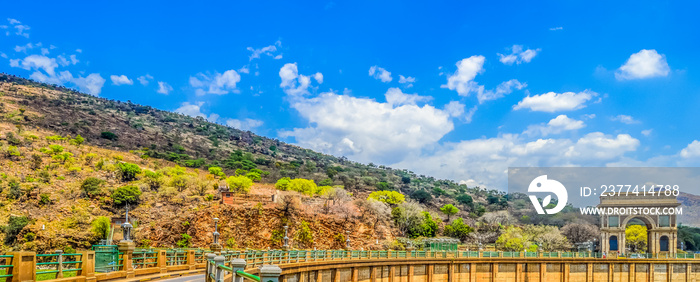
[158,274,204,282]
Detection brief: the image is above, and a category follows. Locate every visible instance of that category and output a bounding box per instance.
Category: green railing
[35,253,82,281]
[132,251,159,268]
[0,255,13,278]
[236,270,261,282]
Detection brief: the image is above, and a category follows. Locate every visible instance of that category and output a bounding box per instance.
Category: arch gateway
[598,192,681,255]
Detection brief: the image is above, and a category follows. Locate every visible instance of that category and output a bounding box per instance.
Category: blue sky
[2,1,700,189]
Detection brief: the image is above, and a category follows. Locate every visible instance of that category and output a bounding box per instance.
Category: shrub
[91,216,111,240]
[69,135,84,146]
[176,234,192,248]
[3,215,30,244]
[443,218,473,242]
[208,166,225,178]
[52,152,74,163]
[8,181,21,200]
[143,170,164,190]
[48,145,65,155]
[411,190,432,203]
[275,177,291,191]
[368,191,405,205]
[319,178,333,186]
[288,179,317,196]
[81,177,105,197]
[38,194,51,205]
[112,185,142,205]
[170,175,192,192]
[117,162,141,181]
[101,131,118,140]
[225,175,253,194]
[5,146,20,158]
[456,194,473,206]
[245,172,261,182]
[295,221,314,248]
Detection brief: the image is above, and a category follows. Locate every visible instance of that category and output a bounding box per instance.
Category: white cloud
[14,43,34,52]
[280,92,454,164]
[680,141,700,159]
[279,63,322,96]
[75,49,82,53]
[442,56,525,102]
[369,65,392,83]
[549,27,563,31]
[189,70,241,95]
[175,102,218,122]
[110,74,133,86]
[477,79,527,104]
[7,18,29,38]
[12,54,58,75]
[523,115,585,137]
[0,52,7,59]
[443,101,465,117]
[498,45,541,65]
[247,40,282,61]
[385,87,431,106]
[72,73,106,96]
[137,74,153,85]
[157,81,173,94]
[641,129,653,137]
[513,90,596,112]
[238,66,250,74]
[398,75,416,87]
[615,49,670,80]
[393,132,639,189]
[611,114,640,124]
[41,48,49,55]
[226,118,264,131]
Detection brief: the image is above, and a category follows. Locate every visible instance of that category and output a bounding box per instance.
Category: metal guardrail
[236,270,261,281]
[0,254,13,278]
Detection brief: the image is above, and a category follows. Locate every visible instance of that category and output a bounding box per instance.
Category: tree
[3,216,30,244]
[561,223,599,244]
[411,190,432,203]
[91,216,111,240]
[117,162,142,181]
[444,218,474,242]
[70,135,85,146]
[496,226,526,251]
[626,225,648,252]
[295,221,314,248]
[288,178,317,196]
[112,185,142,205]
[367,191,405,205]
[440,204,459,221]
[170,175,192,192]
[143,170,164,190]
[101,131,118,140]
[226,175,253,194]
[52,152,73,164]
[275,177,291,190]
[357,199,391,230]
[245,171,261,182]
[208,166,225,178]
[456,194,473,206]
[177,234,192,248]
[81,177,105,197]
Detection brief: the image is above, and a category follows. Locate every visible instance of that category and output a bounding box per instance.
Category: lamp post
[121,205,133,242]
[283,226,289,250]
[345,231,351,250]
[210,217,222,253]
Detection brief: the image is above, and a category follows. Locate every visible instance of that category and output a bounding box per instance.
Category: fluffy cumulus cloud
[524,115,585,137]
[398,75,415,87]
[110,74,133,86]
[513,90,596,112]
[157,81,173,94]
[175,102,219,122]
[137,74,153,85]
[9,54,105,95]
[189,70,241,95]
[680,141,700,159]
[279,63,323,96]
[615,49,670,80]
[369,65,392,83]
[226,118,264,131]
[441,56,525,103]
[247,40,282,61]
[384,87,431,106]
[394,132,640,189]
[498,45,541,65]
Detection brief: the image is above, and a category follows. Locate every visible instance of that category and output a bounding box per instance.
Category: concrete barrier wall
[274,258,700,282]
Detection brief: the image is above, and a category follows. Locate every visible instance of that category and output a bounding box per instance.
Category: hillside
[0,74,515,252]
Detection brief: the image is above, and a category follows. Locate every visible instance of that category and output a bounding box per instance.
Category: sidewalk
[107,269,204,282]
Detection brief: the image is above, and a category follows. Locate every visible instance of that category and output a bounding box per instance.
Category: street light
[213,218,220,245]
[283,226,289,249]
[345,231,351,249]
[121,205,133,242]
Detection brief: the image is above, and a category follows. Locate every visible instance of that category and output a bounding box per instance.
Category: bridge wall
[262,258,700,282]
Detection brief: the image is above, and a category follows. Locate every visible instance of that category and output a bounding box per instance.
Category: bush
[81,177,105,197]
[443,218,473,242]
[91,216,111,240]
[319,178,333,186]
[288,179,317,196]
[117,162,141,181]
[101,131,118,140]
[411,190,432,203]
[112,185,142,205]
[368,191,405,205]
[38,194,51,205]
[456,194,473,206]
[295,221,314,248]
[275,177,291,191]
[208,166,225,178]
[176,234,192,248]
[69,135,85,146]
[7,180,21,200]
[3,215,30,244]
[245,172,261,182]
[143,170,164,190]
[225,175,253,194]
[170,175,192,192]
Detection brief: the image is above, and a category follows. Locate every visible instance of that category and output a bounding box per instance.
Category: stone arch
[609,235,619,251]
[621,215,655,229]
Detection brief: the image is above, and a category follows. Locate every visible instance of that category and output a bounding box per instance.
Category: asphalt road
[158,274,205,282]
